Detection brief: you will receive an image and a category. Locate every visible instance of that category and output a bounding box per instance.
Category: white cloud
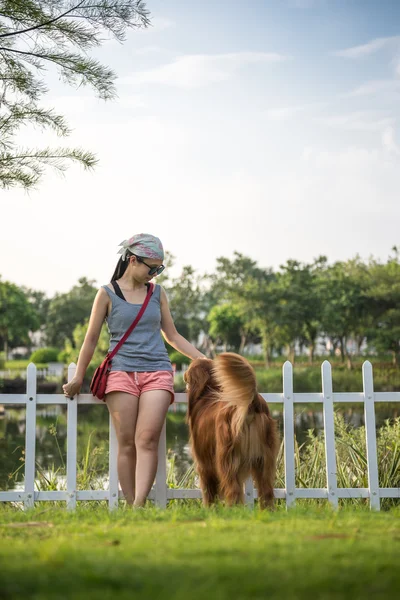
[265,105,307,121]
[300,144,399,171]
[41,95,103,115]
[343,79,400,98]
[134,46,164,55]
[314,111,396,132]
[119,52,289,88]
[265,102,326,121]
[394,55,400,77]
[115,94,146,109]
[333,36,400,59]
[382,126,400,155]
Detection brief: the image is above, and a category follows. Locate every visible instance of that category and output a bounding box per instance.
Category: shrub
[29,347,60,364]
[169,351,190,370]
[0,352,5,369]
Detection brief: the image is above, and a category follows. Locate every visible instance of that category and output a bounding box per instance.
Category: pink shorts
[105,370,175,404]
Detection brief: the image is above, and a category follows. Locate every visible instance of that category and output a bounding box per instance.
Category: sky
[1,0,400,296]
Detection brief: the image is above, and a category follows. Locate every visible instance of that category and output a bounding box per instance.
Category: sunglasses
[132,254,165,277]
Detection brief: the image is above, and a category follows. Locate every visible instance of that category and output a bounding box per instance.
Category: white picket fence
[0,361,399,511]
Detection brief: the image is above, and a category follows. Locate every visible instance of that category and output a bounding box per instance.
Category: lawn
[1,504,399,600]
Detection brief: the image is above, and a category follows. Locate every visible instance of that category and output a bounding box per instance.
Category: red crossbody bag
[90,283,154,401]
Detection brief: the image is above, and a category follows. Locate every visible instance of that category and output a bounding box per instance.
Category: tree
[45,277,97,348]
[205,252,270,353]
[22,288,50,330]
[318,261,369,369]
[276,259,325,364]
[0,0,150,189]
[163,265,205,345]
[0,277,40,356]
[366,249,400,365]
[207,303,243,353]
[59,318,109,378]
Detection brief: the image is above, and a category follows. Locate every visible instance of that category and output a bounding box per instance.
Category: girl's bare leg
[106,391,139,505]
[134,390,171,507]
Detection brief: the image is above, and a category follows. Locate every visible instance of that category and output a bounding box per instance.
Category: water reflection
[1,403,398,491]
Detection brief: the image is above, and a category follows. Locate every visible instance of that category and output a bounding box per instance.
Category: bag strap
[108,283,154,361]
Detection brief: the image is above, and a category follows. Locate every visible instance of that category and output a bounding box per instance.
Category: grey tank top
[102,284,172,373]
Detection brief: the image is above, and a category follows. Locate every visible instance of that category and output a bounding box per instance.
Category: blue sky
[1,0,399,295]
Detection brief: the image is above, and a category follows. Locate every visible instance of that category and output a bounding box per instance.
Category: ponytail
[110,251,132,281]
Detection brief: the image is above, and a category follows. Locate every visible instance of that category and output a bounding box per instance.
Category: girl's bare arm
[62,288,109,396]
[160,286,205,360]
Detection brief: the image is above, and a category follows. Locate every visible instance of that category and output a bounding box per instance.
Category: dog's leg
[215,418,245,506]
[216,456,245,506]
[220,475,244,506]
[197,466,219,506]
[252,457,275,510]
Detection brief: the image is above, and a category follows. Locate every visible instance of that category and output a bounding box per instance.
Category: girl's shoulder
[101,284,114,296]
[152,282,162,300]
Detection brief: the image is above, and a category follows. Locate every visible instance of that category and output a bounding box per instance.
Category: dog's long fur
[184,353,279,509]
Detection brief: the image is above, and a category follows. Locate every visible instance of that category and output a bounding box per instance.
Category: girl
[62,233,205,507]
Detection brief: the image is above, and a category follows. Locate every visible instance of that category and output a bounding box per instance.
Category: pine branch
[0,1,87,39]
[0,1,151,190]
[0,103,70,142]
[0,45,116,99]
[0,146,98,189]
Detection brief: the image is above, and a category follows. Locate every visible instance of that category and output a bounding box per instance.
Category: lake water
[1,402,398,492]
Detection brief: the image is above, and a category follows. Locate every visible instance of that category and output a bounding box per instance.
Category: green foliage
[29,347,59,364]
[207,252,273,359]
[21,289,50,330]
[2,248,400,369]
[168,351,190,370]
[207,303,243,351]
[0,0,150,189]
[0,277,40,354]
[59,318,110,379]
[275,258,325,363]
[254,364,400,393]
[163,265,204,344]
[366,250,400,365]
[274,414,400,509]
[45,278,97,348]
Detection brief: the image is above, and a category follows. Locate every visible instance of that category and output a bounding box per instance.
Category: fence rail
[1,361,399,511]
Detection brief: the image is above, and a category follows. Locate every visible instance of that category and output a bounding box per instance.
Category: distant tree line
[1,248,399,368]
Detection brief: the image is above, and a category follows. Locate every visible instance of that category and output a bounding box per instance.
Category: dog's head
[183,358,217,406]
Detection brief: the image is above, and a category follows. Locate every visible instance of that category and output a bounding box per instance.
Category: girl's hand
[62,377,83,398]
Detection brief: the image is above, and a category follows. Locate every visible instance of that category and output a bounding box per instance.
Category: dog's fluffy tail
[213,352,258,438]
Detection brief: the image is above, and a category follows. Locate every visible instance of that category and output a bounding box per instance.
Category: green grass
[0,504,399,600]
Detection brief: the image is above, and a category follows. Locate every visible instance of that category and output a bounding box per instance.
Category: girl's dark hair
[111,251,133,281]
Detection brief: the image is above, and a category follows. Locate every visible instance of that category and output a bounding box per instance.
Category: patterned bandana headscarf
[118,233,164,262]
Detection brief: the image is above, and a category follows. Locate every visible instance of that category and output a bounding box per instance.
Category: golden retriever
[184,353,279,508]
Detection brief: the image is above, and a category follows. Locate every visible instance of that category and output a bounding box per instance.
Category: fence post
[321,361,338,509]
[66,363,77,511]
[283,361,295,509]
[362,361,380,511]
[245,477,254,508]
[24,363,37,510]
[108,413,119,510]
[154,422,167,508]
